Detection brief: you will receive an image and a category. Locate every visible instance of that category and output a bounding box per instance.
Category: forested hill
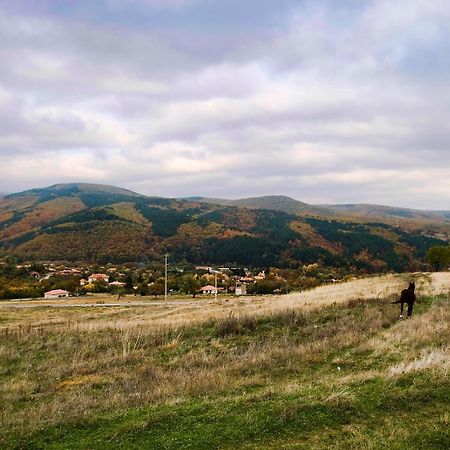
[0,183,445,270]
[189,196,450,223]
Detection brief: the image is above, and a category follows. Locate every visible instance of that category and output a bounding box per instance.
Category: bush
[215,315,257,337]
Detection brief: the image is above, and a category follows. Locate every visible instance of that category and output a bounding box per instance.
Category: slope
[324,203,450,220]
[1,273,449,449]
[0,183,445,270]
[188,195,329,216]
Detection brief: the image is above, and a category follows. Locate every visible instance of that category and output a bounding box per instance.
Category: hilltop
[0,183,447,270]
[191,195,450,228]
[187,195,329,216]
[324,203,450,221]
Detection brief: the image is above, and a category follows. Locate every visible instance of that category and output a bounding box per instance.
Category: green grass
[1,295,449,449]
[6,373,450,449]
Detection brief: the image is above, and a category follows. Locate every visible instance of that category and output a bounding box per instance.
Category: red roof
[200,285,224,291]
[45,289,69,295]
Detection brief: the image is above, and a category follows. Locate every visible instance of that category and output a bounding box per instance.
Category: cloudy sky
[0,0,449,209]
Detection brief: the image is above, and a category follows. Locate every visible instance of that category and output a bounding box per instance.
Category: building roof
[200,285,224,291]
[45,289,69,295]
[89,273,109,279]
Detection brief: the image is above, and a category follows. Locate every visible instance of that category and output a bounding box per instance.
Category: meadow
[1,272,449,449]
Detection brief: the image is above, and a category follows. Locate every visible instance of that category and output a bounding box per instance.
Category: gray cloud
[0,0,449,209]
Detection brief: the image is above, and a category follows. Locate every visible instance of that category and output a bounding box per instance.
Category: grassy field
[1,273,449,449]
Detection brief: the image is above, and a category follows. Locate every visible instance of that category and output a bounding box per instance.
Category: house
[44,289,69,299]
[200,285,224,295]
[88,273,109,283]
[239,276,254,283]
[195,266,213,272]
[235,283,247,296]
[109,281,126,287]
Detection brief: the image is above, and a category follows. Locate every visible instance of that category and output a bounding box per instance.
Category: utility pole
[164,253,168,302]
[214,271,218,301]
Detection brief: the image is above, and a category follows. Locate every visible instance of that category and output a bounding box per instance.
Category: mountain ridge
[5,183,449,217]
[187,195,450,222]
[5,183,142,200]
[0,183,447,269]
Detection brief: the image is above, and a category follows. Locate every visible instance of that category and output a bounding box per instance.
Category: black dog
[392,282,416,319]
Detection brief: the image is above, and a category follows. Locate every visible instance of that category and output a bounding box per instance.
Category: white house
[88,273,109,283]
[44,289,69,299]
[235,283,247,296]
[200,285,224,295]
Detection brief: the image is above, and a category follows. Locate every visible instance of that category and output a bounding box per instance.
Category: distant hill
[190,195,450,223]
[322,203,450,221]
[5,183,141,202]
[187,195,330,216]
[0,183,447,270]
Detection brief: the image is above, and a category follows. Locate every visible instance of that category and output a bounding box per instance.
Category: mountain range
[189,195,450,222]
[0,183,448,270]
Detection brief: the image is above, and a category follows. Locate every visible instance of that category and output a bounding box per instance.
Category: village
[0,258,346,301]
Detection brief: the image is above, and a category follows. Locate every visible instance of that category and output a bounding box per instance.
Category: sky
[0,0,449,209]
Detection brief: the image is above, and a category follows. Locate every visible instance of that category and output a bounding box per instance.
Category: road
[0,300,201,308]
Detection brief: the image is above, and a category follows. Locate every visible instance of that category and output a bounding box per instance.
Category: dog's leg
[400,302,404,319]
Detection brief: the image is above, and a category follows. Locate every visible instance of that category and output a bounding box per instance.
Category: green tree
[91,280,109,293]
[426,245,450,271]
[52,277,80,294]
[136,282,149,296]
[149,282,164,298]
[181,275,201,298]
[124,273,134,292]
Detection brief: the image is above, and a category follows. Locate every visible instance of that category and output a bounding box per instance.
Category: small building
[239,276,254,283]
[44,289,69,299]
[200,285,224,295]
[88,273,109,283]
[235,283,247,296]
[195,266,213,272]
[109,281,126,287]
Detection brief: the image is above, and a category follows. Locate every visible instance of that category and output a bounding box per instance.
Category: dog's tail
[391,299,401,304]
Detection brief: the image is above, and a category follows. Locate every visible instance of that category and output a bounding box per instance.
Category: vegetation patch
[1,288,449,449]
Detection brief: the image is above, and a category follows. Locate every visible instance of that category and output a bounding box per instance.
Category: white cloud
[0,1,449,209]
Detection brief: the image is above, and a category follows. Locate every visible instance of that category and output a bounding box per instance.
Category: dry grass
[2,272,447,334]
[0,272,449,447]
[366,296,450,353]
[387,347,450,376]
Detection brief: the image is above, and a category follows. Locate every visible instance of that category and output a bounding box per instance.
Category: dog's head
[409,281,415,290]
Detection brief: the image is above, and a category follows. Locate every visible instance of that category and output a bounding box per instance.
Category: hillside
[1,273,449,448]
[325,203,450,221]
[187,195,329,216]
[191,195,450,228]
[0,183,446,270]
